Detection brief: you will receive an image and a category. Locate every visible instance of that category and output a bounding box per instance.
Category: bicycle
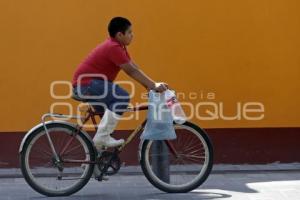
[19,91,214,197]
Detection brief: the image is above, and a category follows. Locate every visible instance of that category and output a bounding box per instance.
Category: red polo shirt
[72,37,131,86]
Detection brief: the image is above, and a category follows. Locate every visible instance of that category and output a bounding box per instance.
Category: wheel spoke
[61,144,82,156]
[58,131,69,152]
[180,154,206,159]
[181,155,202,163]
[182,143,202,153]
[31,146,52,157]
[42,161,53,168]
[188,148,203,155]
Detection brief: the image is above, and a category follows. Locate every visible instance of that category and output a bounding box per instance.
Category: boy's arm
[120,62,168,92]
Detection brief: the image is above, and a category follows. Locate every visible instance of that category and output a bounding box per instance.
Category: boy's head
[108,17,133,46]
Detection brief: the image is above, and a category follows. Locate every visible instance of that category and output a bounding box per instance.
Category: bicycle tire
[140,121,213,193]
[19,122,96,197]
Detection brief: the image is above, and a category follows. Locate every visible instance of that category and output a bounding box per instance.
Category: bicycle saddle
[72,91,106,115]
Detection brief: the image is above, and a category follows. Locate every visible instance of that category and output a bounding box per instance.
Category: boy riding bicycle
[72,17,169,151]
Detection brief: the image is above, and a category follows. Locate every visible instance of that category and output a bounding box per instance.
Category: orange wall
[0,0,299,132]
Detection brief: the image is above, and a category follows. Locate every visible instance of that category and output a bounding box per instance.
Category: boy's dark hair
[108,17,131,37]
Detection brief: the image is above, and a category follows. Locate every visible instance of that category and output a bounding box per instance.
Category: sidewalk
[0,163,299,178]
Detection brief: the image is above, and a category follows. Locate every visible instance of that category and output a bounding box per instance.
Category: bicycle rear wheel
[140,121,213,193]
[19,123,96,196]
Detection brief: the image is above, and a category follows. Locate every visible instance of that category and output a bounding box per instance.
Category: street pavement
[0,168,299,200]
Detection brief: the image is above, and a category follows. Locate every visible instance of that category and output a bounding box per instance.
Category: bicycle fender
[19,120,94,153]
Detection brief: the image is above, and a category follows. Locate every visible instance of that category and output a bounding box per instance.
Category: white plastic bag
[164,90,187,124]
[140,90,177,140]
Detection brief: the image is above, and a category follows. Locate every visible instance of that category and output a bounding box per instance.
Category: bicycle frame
[40,103,178,165]
[80,104,149,152]
[40,104,148,163]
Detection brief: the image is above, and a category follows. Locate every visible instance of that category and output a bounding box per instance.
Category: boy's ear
[115,32,124,38]
[115,32,121,38]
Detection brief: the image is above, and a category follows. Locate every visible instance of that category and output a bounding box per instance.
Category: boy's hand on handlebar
[152,82,169,93]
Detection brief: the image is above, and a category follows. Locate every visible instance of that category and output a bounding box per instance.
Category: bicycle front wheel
[19,123,96,196]
[140,121,213,193]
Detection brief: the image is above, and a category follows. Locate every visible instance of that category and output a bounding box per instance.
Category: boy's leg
[88,80,130,149]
